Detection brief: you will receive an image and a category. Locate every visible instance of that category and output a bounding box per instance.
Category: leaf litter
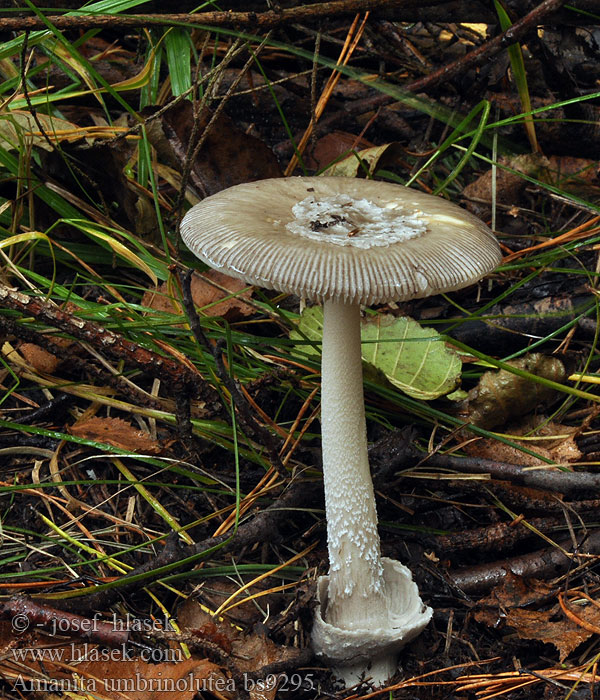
[69,416,162,454]
[474,573,600,662]
[142,270,255,321]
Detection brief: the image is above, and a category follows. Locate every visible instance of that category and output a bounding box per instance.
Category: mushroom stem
[321,299,389,630]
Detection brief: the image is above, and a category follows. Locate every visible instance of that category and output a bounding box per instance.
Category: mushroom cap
[180,176,501,305]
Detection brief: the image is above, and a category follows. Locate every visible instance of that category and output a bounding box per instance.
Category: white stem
[320,299,389,630]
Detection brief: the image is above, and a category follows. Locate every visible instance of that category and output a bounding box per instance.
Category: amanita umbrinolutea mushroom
[180,177,501,686]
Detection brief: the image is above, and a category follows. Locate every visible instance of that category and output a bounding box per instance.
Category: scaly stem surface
[321,299,389,630]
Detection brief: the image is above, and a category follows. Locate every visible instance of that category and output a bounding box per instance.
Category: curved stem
[320,299,389,630]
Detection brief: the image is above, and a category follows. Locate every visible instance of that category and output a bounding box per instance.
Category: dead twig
[404,0,565,93]
[0,0,445,32]
[0,597,130,647]
[0,284,217,407]
[371,430,600,496]
[342,0,565,116]
[421,452,600,496]
[0,315,166,411]
[429,515,579,554]
[449,530,600,593]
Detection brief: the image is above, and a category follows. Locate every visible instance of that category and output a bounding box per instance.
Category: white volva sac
[180,176,501,687]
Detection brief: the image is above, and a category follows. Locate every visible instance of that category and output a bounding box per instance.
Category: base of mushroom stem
[311,557,433,688]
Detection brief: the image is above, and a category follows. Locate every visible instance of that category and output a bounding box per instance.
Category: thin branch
[402,0,565,94]
[342,0,565,116]
[0,284,217,406]
[0,0,446,32]
[449,530,600,593]
[421,452,600,496]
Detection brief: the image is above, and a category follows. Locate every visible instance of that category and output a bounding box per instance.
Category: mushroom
[180,176,501,686]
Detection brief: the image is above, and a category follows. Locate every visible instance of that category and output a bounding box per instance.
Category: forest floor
[0,1,599,698]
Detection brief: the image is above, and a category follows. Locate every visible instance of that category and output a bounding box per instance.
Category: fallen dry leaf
[475,571,553,609]
[505,606,595,661]
[188,270,255,319]
[464,438,548,466]
[464,433,581,466]
[474,574,600,661]
[179,600,301,700]
[0,620,232,700]
[145,100,281,199]
[462,153,549,218]
[464,418,582,466]
[462,154,600,220]
[69,416,161,454]
[546,155,600,188]
[142,270,254,321]
[305,130,374,170]
[19,343,60,374]
[76,656,227,700]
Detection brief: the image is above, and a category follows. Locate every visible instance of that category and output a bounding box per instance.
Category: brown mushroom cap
[180,176,501,305]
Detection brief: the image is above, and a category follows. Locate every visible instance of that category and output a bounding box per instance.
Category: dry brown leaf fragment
[141,283,181,316]
[190,270,255,319]
[462,153,549,218]
[232,631,299,700]
[545,155,600,191]
[142,270,254,321]
[305,130,374,170]
[0,618,232,700]
[506,606,597,661]
[19,343,60,374]
[475,571,554,611]
[464,419,582,466]
[474,574,600,661]
[462,154,600,220]
[179,600,302,700]
[69,416,161,454]
[144,100,281,200]
[76,655,229,700]
[464,438,546,466]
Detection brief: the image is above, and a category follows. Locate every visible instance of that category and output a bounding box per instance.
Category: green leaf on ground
[290,305,323,356]
[362,313,462,399]
[291,306,462,400]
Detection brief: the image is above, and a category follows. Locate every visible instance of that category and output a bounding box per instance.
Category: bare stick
[0,0,446,32]
[0,284,216,405]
